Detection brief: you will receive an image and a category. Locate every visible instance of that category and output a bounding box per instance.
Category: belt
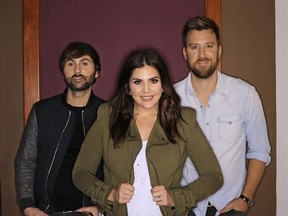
[206,202,218,216]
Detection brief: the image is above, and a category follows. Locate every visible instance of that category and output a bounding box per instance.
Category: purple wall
[40,0,204,100]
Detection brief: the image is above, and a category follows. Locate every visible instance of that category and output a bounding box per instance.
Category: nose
[75,63,80,74]
[142,82,149,93]
[199,46,206,57]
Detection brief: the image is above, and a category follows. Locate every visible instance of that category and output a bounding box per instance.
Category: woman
[73,49,223,216]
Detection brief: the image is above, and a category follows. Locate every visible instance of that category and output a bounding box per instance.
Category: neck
[191,71,218,107]
[66,88,92,107]
[134,107,158,117]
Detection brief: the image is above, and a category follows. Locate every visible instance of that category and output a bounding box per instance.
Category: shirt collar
[185,71,226,97]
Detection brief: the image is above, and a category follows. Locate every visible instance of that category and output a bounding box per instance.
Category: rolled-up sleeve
[245,86,271,165]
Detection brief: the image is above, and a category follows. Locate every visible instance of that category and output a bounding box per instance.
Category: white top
[127,140,162,216]
[174,71,271,216]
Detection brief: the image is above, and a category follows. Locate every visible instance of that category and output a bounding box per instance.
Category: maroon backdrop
[40,0,204,100]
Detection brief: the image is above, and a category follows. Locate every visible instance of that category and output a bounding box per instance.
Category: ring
[156,196,161,202]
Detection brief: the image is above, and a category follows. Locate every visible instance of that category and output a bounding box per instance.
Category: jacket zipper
[81,110,86,206]
[81,110,86,136]
[44,111,72,213]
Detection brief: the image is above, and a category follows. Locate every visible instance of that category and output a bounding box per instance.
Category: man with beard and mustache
[174,16,271,216]
[15,42,104,216]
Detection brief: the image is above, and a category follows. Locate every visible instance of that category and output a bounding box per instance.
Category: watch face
[248,200,254,207]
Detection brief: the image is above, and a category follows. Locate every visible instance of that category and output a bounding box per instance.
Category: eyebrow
[67,57,92,62]
[205,42,216,45]
[131,76,160,80]
[80,57,92,61]
[189,41,216,45]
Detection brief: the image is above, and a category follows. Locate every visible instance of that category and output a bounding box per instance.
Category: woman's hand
[108,182,135,204]
[151,185,175,207]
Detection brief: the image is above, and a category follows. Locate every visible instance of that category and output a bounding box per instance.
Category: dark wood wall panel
[23,0,39,123]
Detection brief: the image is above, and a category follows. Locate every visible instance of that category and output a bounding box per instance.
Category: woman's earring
[129,91,132,95]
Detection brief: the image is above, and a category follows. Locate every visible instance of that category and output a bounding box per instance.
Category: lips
[196,58,210,65]
[141,96,153,101]
[72,75,85,82]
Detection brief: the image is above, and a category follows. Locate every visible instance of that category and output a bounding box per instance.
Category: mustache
[72,74,85,79]
[196,57,210,63]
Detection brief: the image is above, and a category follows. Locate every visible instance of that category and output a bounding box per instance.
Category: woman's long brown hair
[110,49,183,148]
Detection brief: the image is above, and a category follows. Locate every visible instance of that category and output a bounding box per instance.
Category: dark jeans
[51,211,93,216]
[188,206,247,216]
[220,209,247,216]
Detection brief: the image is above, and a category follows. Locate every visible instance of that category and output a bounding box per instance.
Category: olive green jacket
[73,103,223,216]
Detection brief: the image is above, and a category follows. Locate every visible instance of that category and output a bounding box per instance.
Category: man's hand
[23,207,49,216]
[219,197,248,214]
[151,185,175,207]
[77,206,99,216]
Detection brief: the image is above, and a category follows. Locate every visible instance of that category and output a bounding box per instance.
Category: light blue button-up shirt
[174,71,271,216]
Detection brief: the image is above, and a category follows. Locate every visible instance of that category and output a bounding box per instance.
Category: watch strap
[239,194,254,207]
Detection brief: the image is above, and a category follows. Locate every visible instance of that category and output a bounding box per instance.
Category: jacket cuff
[19,197,35,212]
[168,188,196,215]
[91,183,115,207]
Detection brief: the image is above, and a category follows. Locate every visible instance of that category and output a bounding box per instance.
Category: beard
[64,74,95,91]
[189,57,219,79]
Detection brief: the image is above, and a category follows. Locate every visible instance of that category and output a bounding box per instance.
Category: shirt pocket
[218,115,244,144]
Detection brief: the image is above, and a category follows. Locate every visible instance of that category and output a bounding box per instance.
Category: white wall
[276,0,288,215]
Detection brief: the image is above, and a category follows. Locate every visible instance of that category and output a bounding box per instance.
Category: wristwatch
[239,194,254,207]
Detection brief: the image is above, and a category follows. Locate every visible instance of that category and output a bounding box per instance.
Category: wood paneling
[206,0,222,68]
[23,0,39,123]
[205,0,221,31]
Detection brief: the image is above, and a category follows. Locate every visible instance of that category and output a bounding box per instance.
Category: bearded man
[174,16,271,216]
[15,42,104,216]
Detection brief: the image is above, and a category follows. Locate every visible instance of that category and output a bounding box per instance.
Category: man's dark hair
[182,16,220,47]
[59,41,101,73]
